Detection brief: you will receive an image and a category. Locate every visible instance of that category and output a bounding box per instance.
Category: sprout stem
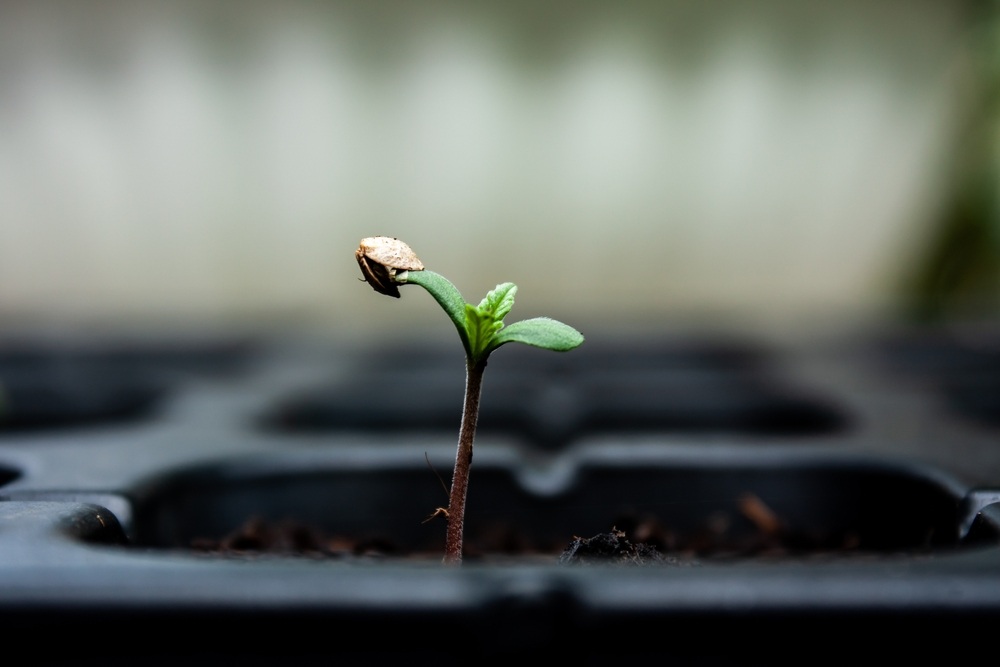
[442,358,487,564]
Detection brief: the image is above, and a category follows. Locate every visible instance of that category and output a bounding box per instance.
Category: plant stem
[443,358,487,565]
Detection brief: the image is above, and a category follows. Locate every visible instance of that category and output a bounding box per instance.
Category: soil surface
[188,492,888,564]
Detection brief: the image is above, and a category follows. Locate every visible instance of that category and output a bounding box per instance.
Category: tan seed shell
[358,236,424,271]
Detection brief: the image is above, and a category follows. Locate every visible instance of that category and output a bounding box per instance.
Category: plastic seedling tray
[1,327,999,660]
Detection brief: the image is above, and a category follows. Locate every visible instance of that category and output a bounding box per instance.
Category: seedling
[356,236,584,564]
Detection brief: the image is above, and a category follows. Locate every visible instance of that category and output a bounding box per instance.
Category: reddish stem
[442,358,487,565]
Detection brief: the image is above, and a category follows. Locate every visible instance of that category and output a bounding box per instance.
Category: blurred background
[0,0,996,344]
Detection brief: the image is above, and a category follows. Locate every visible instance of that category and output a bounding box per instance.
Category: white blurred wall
[0,1,979,341]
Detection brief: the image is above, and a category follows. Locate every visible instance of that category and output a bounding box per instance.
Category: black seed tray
[1,325,999,661]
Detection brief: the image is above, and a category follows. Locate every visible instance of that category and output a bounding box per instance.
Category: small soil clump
[557,529,667,565]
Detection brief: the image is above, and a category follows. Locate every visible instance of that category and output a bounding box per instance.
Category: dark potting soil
[187,492,896,565]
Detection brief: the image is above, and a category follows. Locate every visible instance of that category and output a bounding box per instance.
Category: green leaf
[401,269,471,357]
[488,317,585,354]
[400,270,583,365]
[479,282,517,322]
[466,303,507,362]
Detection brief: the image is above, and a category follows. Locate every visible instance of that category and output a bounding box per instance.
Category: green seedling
[356,236,584,564]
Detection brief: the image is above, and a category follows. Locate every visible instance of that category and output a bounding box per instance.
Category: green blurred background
[0,0,996,343]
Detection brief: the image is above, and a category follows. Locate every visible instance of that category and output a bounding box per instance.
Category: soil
[187,492,882,564]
